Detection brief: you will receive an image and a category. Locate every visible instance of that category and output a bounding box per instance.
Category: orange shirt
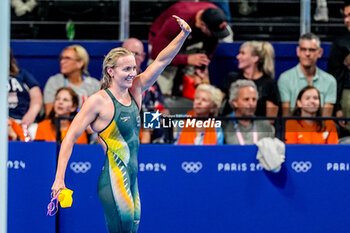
[35,119,88,144]
[285,120,338,144]
[176,110,223,145]
[9,119,25,141]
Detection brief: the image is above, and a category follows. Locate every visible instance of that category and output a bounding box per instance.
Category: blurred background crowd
[8,0,350,146]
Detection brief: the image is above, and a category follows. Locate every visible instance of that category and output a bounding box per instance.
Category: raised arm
[136,16,191,92]
[51,94,102,194]
[22,86,43,126]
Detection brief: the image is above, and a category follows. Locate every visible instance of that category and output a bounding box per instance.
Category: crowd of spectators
[8,46,99,143]
[7,1,350,146]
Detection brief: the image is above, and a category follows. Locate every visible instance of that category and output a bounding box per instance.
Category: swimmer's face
[122,39,145,73]
[109,55,137,89]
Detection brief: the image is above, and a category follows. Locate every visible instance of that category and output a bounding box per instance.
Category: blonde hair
[241,41,275,78]
[195,84,223,115]
[101,47,134,90]
[64,45,90,73]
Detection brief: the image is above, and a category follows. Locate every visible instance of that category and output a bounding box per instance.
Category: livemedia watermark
[143,110,222,129]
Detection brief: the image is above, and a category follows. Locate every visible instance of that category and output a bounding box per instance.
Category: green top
[278,64,336,111]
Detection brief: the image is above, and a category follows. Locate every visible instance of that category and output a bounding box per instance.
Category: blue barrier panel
[58,144,107,233]
[8,142,56,233]
[57,144,350,233]
[137,144,350,233]
[8,144,350,233]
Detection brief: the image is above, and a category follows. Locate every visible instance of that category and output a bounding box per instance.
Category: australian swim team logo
[143,110,221,129]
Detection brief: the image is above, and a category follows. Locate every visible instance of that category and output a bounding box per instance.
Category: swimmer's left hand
[172,15,192,33]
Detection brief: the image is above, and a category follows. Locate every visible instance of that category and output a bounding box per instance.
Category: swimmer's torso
[98,89,141,178]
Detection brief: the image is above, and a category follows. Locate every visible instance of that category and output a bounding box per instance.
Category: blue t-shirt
[8,69,40,119]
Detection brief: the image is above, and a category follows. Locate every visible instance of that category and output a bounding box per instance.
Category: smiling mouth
[55,107,65,112]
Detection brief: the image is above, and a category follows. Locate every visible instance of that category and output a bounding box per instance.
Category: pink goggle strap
[47,190,61,216]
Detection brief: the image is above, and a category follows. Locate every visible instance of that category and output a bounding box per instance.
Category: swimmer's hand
[51,178,66,197]
[172,15,192,33]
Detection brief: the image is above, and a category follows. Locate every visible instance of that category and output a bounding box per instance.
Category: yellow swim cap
[58,188,73,208]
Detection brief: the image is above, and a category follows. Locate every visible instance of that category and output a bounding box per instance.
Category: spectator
[122,38,168,143]
[44,44,100,115]
[327,0,350,132]
[182,64,212,100]
[176,84,223,145]
[278,32,336,117]
[35,87,88,144]
[8,49,43,139]
[148,1,231,96]
[285,86,338,144]
[122,38,167,114]
[164,63,212,116]
[223,80,275,145]
[220,41,279,118]
[122,38,146,74]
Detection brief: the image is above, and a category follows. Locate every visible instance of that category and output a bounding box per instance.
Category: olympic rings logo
[181,162,202,173]
[70,162,91,174]
[291,161,312,173]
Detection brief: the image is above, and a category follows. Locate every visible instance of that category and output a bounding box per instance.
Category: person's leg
[98,155,136,233]
[314,0,328,22]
